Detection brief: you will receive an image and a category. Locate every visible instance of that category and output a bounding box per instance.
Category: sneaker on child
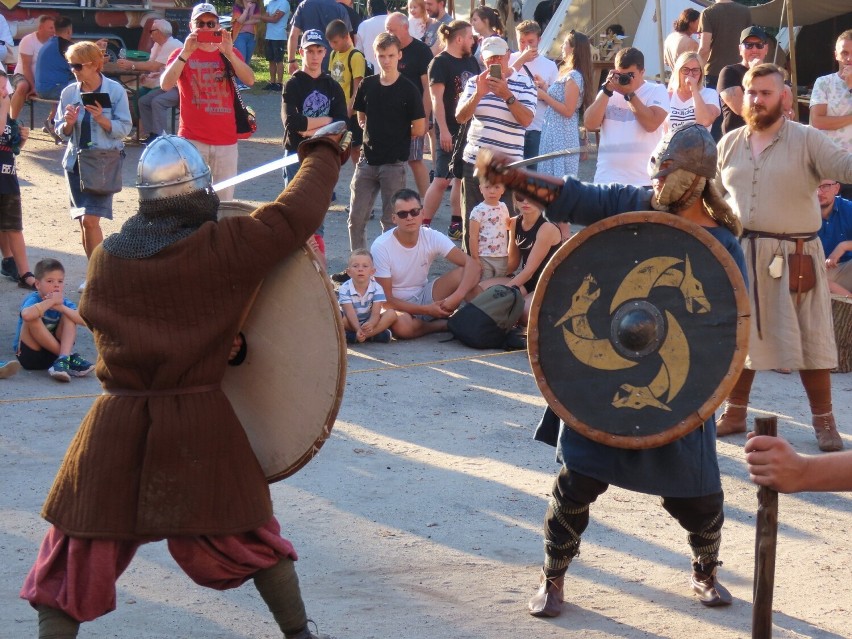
[49,356,71,382]
[447,221,462,241]
[68,353,95,377]
[369,329,392,343]
[0,360,21,379]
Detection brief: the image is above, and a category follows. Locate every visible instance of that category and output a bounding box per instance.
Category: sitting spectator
[326,19,366,167]
[584,46,669,187]
[537,29,594,179]
[817,179,852,296]
[128,18,182,144]
[10,15,55,120]
[469,178,509,280]
[601,24,624,61]
[666,51,721,133]
[456,35,535,250]
[0,75,35,290]
[663,8,699,71]
[479,191,561,323]
[338,248,396,343]
[35,15,74,142]
[0,359,20,379]
[372,188,480,339]
[56,41,131,282]
[407,0,434,41]
[13,258,94,383]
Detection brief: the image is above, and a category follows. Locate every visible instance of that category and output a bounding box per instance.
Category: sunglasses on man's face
[195,19,218,28]
[68,62,89,71]
[742,42,765,50]
[394,207,421,219]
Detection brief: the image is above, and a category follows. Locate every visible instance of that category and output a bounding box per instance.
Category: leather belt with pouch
[741,229,818,338]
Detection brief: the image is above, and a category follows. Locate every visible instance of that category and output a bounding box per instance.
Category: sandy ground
[1,94,851,639]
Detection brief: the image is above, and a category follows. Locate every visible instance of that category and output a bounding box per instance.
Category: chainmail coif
[102,189,221,259]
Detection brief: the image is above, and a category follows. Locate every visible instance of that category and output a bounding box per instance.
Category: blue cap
[300,29,325,49]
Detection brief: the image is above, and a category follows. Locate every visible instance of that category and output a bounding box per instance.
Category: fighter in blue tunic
[477,124,747,618]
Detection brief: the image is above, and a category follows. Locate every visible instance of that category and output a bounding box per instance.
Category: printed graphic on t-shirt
[330,59,345,85]
[188,59,233,115]
[303,89,331,117]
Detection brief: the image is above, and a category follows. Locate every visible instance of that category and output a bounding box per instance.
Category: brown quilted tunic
[42,146,341,539]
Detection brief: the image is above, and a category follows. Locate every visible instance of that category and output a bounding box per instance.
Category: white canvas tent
[538,0,706,79]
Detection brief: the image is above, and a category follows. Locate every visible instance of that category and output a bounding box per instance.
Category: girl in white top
[666,51,721,133]
[407,0,433,41]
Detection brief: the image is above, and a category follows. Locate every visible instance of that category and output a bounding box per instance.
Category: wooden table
[103,63,145,143]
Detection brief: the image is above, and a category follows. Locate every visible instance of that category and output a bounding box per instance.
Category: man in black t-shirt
[386,12,434,199]
[421,20,478,234]
[348,32,426,251]
[718,27,768,136]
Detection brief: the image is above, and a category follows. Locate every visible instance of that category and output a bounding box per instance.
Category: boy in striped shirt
[338,248,396,343]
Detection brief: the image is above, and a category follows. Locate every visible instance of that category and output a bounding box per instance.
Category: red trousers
[20,517,296,623]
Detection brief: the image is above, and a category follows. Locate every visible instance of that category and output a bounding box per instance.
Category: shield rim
[528,211,750,449]
[220,201,347,482]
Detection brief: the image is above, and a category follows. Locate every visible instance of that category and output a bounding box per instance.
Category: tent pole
[786,0,799,120]
[655,0,665,82]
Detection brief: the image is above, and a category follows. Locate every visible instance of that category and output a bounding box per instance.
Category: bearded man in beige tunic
[715,64,852,452]
[18,128,349,639]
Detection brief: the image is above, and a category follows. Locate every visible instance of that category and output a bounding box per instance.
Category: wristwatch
[600,83,613,97]
[505,95,517,106]
[624,91,636,102]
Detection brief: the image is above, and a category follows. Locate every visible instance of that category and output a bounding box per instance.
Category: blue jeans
[234,32,256,67]
[524,129,542,169]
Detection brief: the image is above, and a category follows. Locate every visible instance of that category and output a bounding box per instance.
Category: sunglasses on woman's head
[195,19,218,28]
[68,62,89,71]
[394,207,421,219]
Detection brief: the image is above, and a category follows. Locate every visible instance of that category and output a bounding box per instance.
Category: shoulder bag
[78,147,125,195]
[220,54,257,139]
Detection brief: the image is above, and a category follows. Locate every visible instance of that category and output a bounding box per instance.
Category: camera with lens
[614,72,634,86]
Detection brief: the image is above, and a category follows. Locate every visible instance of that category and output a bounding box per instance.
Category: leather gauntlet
[475,148,565,208]
[297,121,352,166]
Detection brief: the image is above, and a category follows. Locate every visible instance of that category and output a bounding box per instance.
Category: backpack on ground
[447,285,524,349]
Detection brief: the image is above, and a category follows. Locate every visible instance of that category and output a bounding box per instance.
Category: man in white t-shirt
[372,188,480,338]
[583,47,669,187]
[356,0,388,69]
[10,15,55,120]
[130,19,183,144]
[811,29,852,198]
[509,19,558,167]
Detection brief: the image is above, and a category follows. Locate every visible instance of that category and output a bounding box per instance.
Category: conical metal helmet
[136,135,212,201]
[647,123,717,181]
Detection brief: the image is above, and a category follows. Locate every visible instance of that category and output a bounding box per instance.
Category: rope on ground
[0,350,529,404]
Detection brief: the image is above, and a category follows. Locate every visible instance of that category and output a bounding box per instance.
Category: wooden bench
[25,96,60,130]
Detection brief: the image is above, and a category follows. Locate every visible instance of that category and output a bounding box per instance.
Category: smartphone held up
[197,30,223,44]
[488,64,502,79]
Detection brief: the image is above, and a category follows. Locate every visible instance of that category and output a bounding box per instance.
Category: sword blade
[506,146,590,170]
[212,154,301,193]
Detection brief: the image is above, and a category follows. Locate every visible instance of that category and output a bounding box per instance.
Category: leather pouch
[788,238,816,301]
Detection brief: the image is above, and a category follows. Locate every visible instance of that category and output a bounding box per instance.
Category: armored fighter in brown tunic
[20,127,349,639]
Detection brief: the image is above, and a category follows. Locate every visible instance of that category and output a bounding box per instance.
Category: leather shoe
[715,404,747,437]
[528,572,564,617]
[813,413,844,452]
[691,567,732,607]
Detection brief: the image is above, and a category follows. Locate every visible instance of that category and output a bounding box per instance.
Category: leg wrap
[727,368,756,407]
[542,468,607,577]
[661,492,725,568]
[253,559,309,638]
[36,606,79,639]
[799,369,832,416]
